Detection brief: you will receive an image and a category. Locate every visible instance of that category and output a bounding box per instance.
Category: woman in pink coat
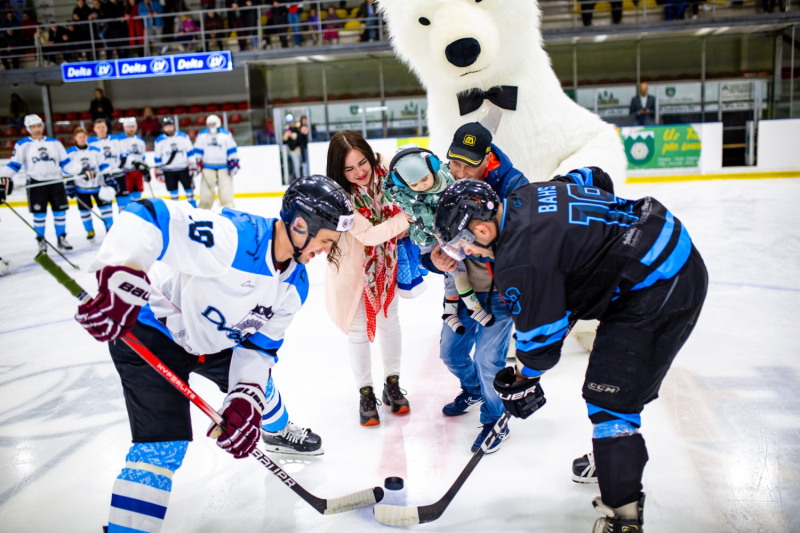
[325,130,411,427]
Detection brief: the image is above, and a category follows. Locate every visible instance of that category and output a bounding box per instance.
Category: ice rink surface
[1,178,799,532]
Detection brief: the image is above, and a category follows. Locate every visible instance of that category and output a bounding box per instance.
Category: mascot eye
[419,17,430,26]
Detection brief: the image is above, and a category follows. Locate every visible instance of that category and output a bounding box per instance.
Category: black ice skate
[382,375,410,415]
[572,451,598,483]
[57,234,73,250]
[262,421,324,456]
[592,494,645,533]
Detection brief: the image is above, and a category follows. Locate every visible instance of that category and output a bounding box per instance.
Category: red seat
[52,112,64,121]
[338,93,355,100]
[6,127,18,137]
[125,108,139,117]
[20,128,28,136]
[188,104,203,114]
[228,113,243,125]
[187,129,198,141]
[228,128,234,135]
[389,90,407,97]
[65,112,78,121]
[86,123,94,133]
[113,121,124,131]
[220,102,235,111]
[204,103,219,113]
[79,111,92,120]
[111,109,123,119]
[172,105,187,114]
[270,98,286,105]
[236,100,249,110]
[66,124,78,133]
[66,137,77,147]
[303,95,322,102]
[287,97,302,104]
[2,139,13,149]
[178,117,191,127]
[54,124,65,134]
[157,106,171,115]
[194,115,207,126]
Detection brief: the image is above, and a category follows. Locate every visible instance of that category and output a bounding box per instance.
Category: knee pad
[586,402,641,439]
[119,441,189,491]
[592,433,649,509]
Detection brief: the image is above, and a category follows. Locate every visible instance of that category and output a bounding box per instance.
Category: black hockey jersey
[493,167,693,373]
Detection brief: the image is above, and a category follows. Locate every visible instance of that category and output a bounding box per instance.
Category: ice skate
[382,375,410,415]
[37,237,47,253]
[592,494,645,533]
[87,230,95,241]
[359,386,380,426]
[0,258,13,276]
[572,451,598,483]
[57,234,73,250]
[262,421,323,456]
[442,388,483,416]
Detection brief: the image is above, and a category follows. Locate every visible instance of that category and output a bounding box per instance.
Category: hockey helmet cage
[434,179,500,255]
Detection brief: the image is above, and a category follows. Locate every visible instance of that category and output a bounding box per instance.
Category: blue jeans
[288,12,303,45]
[439,291,514,425]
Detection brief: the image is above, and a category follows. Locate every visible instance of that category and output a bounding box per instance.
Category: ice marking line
[0,316,74,335]
[711,281,800,293]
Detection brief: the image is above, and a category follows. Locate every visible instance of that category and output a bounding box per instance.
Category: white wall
[757,119,800,171]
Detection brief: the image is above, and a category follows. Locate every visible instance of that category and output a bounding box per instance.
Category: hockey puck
[384,476,404,491]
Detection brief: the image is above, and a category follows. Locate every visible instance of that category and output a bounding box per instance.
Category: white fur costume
[380,0,624,351]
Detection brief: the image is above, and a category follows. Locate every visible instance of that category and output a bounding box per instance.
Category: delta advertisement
[61,51,232,83]
[620,125,702,170]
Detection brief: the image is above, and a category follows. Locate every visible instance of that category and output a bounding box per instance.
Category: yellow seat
[343,20,363,29]
[335,8,348,19]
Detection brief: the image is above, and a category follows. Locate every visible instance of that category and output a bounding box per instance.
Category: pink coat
[325,209,409,334]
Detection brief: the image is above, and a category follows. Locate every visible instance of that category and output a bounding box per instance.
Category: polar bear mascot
[379,0,626,351]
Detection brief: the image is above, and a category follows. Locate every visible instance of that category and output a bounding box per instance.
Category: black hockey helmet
[434,179,500,260]
[162,116,175,126]
[281,175,354,260]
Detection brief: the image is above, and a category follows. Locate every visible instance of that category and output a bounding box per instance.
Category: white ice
[1,178,799,532]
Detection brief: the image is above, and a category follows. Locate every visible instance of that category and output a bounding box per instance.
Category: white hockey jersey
[154,131,195,171]
[89,135,125,177]
[89,199,309,388]
[117,133,147,172]
[0,136,70,182]
[193,128,238,170]
[65,145,106,191]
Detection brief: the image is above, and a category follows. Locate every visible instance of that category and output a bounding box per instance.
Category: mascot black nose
[445,38,481,68]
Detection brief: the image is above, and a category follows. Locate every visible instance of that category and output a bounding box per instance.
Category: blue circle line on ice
[0,316,74,336]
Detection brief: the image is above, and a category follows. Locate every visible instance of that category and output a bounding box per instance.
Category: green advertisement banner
[620,125,702,170]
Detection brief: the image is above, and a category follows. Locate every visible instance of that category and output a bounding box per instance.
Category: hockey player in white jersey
[0,114,74,252]
[74,175,354,533]
[154,116,198,207]
[193,114,239,209]
[118,118,149,202]
[65,127,119,239]
[0,176,13,275]
[89,118,130,211]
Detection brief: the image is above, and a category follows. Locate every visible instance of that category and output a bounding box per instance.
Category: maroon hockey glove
[493,367,546,419]
[75,265,151,342]
[208,383,266,459]
[0,176,12,203]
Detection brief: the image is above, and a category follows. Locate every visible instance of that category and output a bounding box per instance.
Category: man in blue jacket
[426,122,528,454]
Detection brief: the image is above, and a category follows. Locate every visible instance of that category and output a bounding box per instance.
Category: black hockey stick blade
[373,411,511,526]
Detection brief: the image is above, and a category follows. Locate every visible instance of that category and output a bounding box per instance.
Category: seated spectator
[203,10,224,51]
[323,5,339,45]
[8,93,28,127]
[305,6,319,45]
[139,106,160,145]
[90,88,114,122]
[174,14,199,50]
[19,10,37,48]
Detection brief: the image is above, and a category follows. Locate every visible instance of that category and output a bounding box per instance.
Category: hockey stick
[373,411,512,526]
[33,251,385,515]
[2,201,80,270]
[75,195,112,230]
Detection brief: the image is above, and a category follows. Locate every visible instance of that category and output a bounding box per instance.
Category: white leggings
[348,296,402,389]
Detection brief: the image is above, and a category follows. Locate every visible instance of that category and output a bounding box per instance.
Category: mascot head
[379,0,546,93]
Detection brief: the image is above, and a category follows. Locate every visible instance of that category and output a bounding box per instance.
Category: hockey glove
[208,382,266,459]
[64,179,77,199]
[133,160,150,174]
[104,174,121,193]
[75,265,151,342]
[154,167,165,182]
[493,366,546,419]
[188,161,200,177]
[227,159,240,178]
[0,176,13,203]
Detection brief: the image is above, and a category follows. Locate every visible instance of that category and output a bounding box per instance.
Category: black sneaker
[442,388,483,416]
[382,375,410,415]
[261,421,324,456]
[470,421,510,454]
[359,386,381,426]
[572,451,598,483]
[592,494,645,532]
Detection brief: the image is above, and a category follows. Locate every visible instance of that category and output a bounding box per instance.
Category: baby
[385,144,493,334]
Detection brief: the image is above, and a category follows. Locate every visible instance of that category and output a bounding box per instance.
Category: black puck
[384,476,404,491]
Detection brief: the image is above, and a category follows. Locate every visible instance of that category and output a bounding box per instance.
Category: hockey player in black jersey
[434,168,708,532]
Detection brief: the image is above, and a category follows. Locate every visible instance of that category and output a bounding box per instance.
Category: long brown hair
[326,130,382,195]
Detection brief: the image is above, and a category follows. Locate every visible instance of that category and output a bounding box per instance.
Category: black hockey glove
[65,180,77,199]
[104,174,121,193]
[493,366,546,419]
[0,177,12,203]
[133,160,150,173]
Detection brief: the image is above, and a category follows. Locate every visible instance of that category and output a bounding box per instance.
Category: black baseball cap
[447,122,492,167]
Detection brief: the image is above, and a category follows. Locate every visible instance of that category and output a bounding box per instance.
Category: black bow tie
[457,86,518,116]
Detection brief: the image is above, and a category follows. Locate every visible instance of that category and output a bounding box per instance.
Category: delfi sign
[61,51,232,82]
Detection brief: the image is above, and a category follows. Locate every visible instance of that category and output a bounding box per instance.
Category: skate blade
[571,475,598,484]
[262,445,325,456]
